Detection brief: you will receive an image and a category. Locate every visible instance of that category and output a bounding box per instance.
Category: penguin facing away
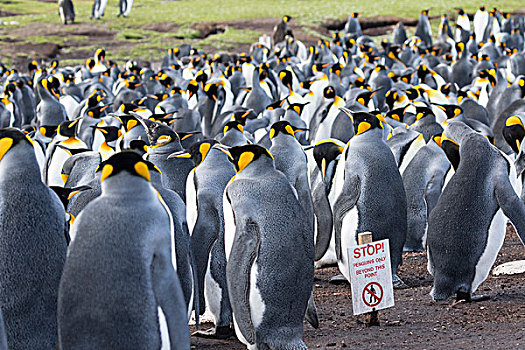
[58,152,190,349]
[427,124,525,302]
[221,144,313,350]
[58,0,75,24]
[0,128,67,350]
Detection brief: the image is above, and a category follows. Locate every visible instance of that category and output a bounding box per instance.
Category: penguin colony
[0,6,525,349]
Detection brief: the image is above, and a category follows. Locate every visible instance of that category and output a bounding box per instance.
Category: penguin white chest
[471,209,506,292]
[338,206,359,281]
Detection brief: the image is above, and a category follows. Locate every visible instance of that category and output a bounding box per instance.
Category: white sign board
[348,239,394,315]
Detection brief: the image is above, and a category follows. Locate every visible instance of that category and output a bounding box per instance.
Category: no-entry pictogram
[348,238,394,315]
[362,282,383,307]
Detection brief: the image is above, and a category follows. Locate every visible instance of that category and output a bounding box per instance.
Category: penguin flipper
[305,292,319,329]
[226,219,260,345]
[333,174,361,260]
[495,177,525,245]
[312,182,333,261]
[152,240,191,349]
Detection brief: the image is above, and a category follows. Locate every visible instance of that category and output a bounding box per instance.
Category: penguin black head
[269,120,303,140]
[517,77,525,97]
[113,113,139,132]
[57,120,79,138]
[422,9,429,16]
[323,86,336,99]
[223,121,244,134]
[503,116,525,154]
[434,104,463,120]
[349,111,383,136]
[231,109,255,125]
[95,48,106,62]
[440,132,460,170]
[415,106,434,121]
[220,144,273,173]
[96,151,156,183]
[140,119,179,148]
[28,60,39,73]
[86,104,111,119]
[386,107,405,122]
[283,15,292,22]
[351,12,359,18]
[287,102,309,116]
[355,90,376,107]
[0,128,32,162]
[92,126,122,143]
[456,8,465,15]
[168,139,218,166]
[266,98,287,111]
[279,69,293,89]
[39,125,58,138]
[127,139,149,156]
[313,139,344,180]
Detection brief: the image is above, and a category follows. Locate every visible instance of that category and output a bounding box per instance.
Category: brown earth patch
[190,226,525,349]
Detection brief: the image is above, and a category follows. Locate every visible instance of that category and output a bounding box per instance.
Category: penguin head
[323,86,336,99]
[434,104,463,120]
[440,132,460,170]
[503,116,525,154]
[355,90,376,107]
[127,139,149,156]
[386,108,405,122]
[421,9,429,16]
[139,118,180,150]
[57,120,79,138]
[287,102,309,116]
[351,12,359,18]
[279,69,293,89]
[269,121,304,140]
[92,126,122,143]
[313,139,345,181]
[349,111,383,136]
[0,128,33,163]
[86,104,110,119]
[219,144,273,173]
[168,139,218,166]
[39,125,58,138]
[456,8,465,15]
[415,106,434,121]
[231,109,255,126]
[283,15,292,23]
[95,48,106,63]
[96,151,156,183]
[517,77,525,97]
[223,121,244,134]
[113,113,139,132]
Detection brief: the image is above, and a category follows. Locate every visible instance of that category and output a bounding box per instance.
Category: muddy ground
[190,225,524,349]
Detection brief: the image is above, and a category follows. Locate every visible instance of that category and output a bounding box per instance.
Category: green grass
[0,0,523,66]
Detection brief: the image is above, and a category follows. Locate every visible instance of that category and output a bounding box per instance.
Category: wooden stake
[358,232,380,327]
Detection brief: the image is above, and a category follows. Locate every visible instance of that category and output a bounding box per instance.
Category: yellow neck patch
[237,152,254,172]
[134,161,151,182]
[100,164,114,182]
[356,122,371,135]
[199,143,211,163]
[506,116,523,127]
[0,137,14,162]
[127,119,137,131]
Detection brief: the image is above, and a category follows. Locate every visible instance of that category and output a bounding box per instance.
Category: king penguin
[58,0,75,24]
[169,139,236,339]
[333,111,408,287]
[222,144,314,350]
[58,152,190,349]
[427,123,525,302]
[0,128,67,349]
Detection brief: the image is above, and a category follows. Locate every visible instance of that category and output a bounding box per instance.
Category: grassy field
[0,0,524,67]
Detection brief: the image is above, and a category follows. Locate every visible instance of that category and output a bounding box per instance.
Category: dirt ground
[190,225,525,349]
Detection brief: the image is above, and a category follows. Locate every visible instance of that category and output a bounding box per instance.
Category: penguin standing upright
[170,140,236,339]
[415,9,433,47]
[222,144,313,350]
[333,111,408,286]
[117,0,133,17]
[0,128,67,349]
[58,0,75,24]
[58,152,190,349]
[272,15,292,46]
[427,123,525,301]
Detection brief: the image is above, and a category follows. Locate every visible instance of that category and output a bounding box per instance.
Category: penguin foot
[392,274,409,289]
[329,274,349,284]
[192,325,234,339]
[453,291,490,306]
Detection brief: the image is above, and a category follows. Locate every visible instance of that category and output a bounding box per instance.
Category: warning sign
[348,239,394,315]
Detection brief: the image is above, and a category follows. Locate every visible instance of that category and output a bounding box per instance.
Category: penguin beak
[167,151,191,159]
[321,158,327,180]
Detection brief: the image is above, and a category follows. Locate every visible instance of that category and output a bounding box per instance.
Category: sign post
[348,232,394,326]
